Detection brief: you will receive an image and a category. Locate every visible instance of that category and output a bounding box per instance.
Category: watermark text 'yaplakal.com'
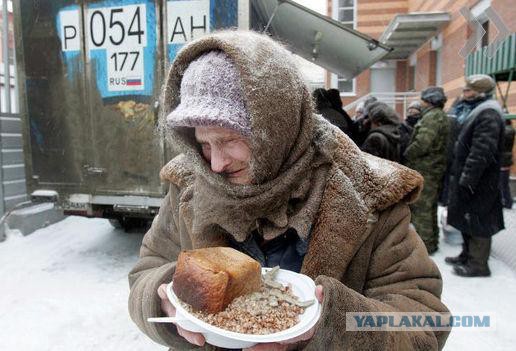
[346,312,495,332]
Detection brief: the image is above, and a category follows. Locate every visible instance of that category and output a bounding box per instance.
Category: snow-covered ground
[0,217,164,351]
[0,212,515,351]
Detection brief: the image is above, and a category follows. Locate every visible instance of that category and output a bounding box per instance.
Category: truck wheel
[109,219,123,229]
[110,217,146,232]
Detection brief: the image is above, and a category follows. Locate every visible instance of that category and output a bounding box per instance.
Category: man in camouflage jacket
[404,87,450,253]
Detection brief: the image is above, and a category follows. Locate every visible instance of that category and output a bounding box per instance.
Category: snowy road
[1,215,515,351]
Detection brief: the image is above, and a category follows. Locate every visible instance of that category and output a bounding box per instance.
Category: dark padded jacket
[448,100,505,237]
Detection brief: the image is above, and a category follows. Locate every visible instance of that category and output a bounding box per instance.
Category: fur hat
[368,101,401,125]
[421,87,447,108]
[407,100,422,112]
[166,51,251,136]
[465,74,496,94]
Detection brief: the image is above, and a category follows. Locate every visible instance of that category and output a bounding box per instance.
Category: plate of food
[148,247,321,349]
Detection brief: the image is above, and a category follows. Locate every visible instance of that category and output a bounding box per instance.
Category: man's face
[194,126,252,185]
[420,99,431,108]
[407,108,421,117]
[462,87,479,101]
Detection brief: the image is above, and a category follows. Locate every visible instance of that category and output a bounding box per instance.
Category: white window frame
[431,34,443,86]
[331,0,357,96]
[471,0,491,50]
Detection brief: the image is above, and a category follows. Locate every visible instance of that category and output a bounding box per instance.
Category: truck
[13,0,390,230]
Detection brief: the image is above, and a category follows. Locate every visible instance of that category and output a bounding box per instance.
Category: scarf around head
[160,30,337,245]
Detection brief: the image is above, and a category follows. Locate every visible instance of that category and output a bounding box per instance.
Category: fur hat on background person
[313,88,332,112]
[166,50,251,136]
[465,74,496,95]
[407,100,422,113]
[327,88,344,110]
[362,96,378,117]
[355,101,365,114]
[421,87,447,108]
[368,101,401,126]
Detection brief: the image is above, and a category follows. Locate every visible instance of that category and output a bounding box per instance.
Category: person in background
[404,87,450,254]
[313,88,352,136]
[354,101,365,120]
[361,101,402,162]
[353,95,378,146]
[399,101,423,162]
[326,88,355,138]
[446,74,505,277]
[405,101,423,129]
[500,119,515,209]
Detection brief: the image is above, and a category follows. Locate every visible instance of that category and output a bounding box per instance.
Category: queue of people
[314,74,513,277]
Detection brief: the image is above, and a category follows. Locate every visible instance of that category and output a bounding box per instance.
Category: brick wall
[337,0,515,118]
[339,0,408,111]
[491,0,516,113]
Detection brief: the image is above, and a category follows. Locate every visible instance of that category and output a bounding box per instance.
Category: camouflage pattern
[410,173,441,252]
[404,107,450,252]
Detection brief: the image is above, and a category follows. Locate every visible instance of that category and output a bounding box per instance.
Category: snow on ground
[0,212,515,350]
[0,217,165,351]
[432,227,516,351]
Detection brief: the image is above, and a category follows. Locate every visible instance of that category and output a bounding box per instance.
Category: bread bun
[172,247,262,313]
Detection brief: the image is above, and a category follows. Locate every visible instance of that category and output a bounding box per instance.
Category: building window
[408,65,416,91]
[431,34,443,86]
[481,20,489,47]
[332,0,356,95]
[470,0,491,50]
[337,0,355,28]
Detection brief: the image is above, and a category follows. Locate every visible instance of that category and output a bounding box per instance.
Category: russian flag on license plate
[127,78,142,86]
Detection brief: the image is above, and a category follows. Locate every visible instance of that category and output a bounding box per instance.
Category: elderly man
[446,75,505,277]
[128,31,449,350]
[404,87,450,254]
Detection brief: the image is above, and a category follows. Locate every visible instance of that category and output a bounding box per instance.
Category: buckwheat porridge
[178,267,315,334]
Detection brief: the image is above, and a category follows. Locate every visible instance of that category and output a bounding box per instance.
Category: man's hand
[157,284,206,347]
[243,285,324,351]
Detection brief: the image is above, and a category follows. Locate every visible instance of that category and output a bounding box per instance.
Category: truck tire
[109,217,149,232]
[109,219,123,229]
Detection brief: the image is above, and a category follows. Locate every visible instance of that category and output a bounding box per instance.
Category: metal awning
[466,33,516,81]
[251,0,392,79]
[380,12,451,60]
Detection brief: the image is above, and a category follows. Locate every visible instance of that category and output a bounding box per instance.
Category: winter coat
[398,122,414,162]
[319,106,353,135]
[361,124,401,162]
[438,115,459,205]
[128,130,450,350]
[313,90,353,136]
[128,30,449,351]
[501,121,515,168]
[404,107,450,178]
[448,99,505,237]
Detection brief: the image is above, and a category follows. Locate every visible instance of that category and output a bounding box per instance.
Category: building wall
[0,10,14,65]
[339,0,408,110]
[336,0,516,116]
[411,0,516,112]
[491,0,516,112]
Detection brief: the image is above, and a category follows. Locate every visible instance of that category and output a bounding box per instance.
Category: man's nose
[210,148,230,173]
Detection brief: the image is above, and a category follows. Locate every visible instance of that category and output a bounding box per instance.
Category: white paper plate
[164,268,321,349]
